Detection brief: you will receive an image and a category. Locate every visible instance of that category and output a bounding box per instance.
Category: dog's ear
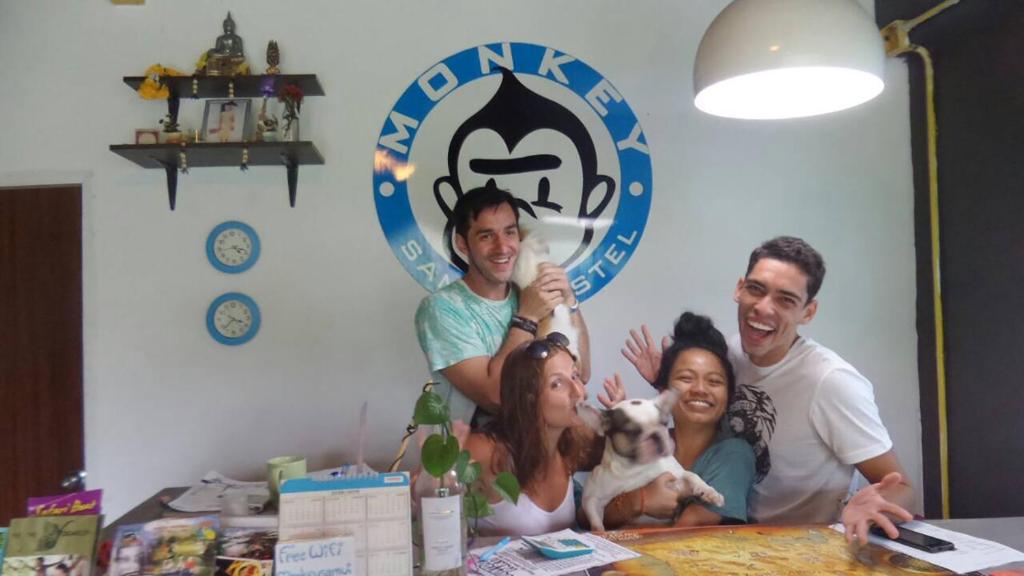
[654,388,680,420]
[575,402,608,436]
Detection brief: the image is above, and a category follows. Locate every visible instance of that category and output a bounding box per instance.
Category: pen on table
[479,536,512,562]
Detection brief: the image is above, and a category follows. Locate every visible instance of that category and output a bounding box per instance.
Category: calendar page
[278,471,412,576]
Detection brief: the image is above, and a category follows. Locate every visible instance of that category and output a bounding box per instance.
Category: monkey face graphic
[433,69,614,271]
[375,43,652,299]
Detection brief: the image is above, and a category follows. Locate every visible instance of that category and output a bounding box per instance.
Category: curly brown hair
[483,340,589,490]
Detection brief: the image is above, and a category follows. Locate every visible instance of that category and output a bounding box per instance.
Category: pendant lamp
[693,0,886,119]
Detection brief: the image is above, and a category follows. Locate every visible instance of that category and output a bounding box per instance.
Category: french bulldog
[577,389,725,531]
[511,230,579,358]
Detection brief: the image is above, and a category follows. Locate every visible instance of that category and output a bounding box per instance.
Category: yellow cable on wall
[882,0,960,520]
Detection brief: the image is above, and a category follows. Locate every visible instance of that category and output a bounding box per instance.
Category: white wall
[0,0,921,520]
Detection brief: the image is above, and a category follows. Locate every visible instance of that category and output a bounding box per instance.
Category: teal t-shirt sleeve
[690,437,756,523]
[415,295,489,371]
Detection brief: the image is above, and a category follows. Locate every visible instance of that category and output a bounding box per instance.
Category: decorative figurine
[256,97,279,142]
[266,40,280,75]
[213,12,244,57]
[196,12,250,76]
[159,114,183,144]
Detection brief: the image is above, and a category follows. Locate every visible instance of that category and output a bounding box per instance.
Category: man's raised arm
[442,274,565,411]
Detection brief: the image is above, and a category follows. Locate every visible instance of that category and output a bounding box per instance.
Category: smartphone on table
[870,524,956,553]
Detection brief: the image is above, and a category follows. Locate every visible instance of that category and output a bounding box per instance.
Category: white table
[928,517,1024,573]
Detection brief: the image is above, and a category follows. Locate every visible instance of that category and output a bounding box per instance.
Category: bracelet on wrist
[568,299,580,314]
[510,315,538,335]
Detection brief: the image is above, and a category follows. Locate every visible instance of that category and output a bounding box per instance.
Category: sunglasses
[525,332,572,360]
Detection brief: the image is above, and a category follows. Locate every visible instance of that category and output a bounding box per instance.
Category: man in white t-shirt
[623,236,914,543]
[727,236,914,542]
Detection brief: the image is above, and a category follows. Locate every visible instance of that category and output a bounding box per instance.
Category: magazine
[108,524,146,576]
[214,526,277,576]
[0,527,8,567]
[1,515,101,576]
[138,516,220,576]
[27,490,103,518]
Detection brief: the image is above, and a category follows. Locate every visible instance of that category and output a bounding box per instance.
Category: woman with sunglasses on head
[601,312,756,528]
[465,332,621,537]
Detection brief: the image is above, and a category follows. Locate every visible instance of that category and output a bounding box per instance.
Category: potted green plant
[410,383,520,574]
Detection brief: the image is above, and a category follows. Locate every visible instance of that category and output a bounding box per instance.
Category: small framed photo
[135,129,160,145]
[201,99,251,143]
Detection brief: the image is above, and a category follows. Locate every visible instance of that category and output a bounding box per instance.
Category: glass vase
[412,462,467,575]
[281,117,300,142]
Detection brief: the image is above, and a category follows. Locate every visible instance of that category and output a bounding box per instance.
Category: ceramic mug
[267,455,307,499]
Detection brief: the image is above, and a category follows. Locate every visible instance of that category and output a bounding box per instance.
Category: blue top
[681,436,756,523]
[415,280,518,424]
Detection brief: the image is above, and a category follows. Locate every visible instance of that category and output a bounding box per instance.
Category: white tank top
[475,478,575,537]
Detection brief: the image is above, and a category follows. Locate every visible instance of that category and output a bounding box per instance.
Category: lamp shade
[693,0,886,119]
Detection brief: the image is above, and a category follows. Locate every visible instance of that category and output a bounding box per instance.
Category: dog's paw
[697,486,725,508]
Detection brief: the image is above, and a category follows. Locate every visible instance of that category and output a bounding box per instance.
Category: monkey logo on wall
[373,42,652,301]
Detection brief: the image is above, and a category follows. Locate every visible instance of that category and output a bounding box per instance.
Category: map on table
[590,524,953,575]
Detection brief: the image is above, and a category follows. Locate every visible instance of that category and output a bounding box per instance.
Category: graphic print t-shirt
[727,335,892,524]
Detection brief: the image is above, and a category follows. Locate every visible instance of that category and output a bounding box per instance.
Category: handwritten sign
[275,536,356,576]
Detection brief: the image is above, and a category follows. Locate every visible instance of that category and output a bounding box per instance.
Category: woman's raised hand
[598,373,627,408]
[621,325,670,384]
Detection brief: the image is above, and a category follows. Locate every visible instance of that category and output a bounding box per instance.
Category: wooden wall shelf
[110,142,324,210]
[122,74,324,99]
[111,74,326,210]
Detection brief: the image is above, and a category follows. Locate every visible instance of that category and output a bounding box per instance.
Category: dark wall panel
[876,1,1024,517]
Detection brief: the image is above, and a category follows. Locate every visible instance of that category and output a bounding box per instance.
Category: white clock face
[213,229,254,267]
[213,299,253,338]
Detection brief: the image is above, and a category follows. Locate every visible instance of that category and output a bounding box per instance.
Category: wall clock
[206,292,261,345]
[206,220,260,273]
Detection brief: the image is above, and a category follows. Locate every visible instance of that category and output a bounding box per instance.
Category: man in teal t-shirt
[415,181,591,425]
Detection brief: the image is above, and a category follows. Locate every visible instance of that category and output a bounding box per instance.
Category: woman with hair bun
[602,312,756,528]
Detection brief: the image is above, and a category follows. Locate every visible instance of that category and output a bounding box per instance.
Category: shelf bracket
[281,153,299,207]
[154,158,178,210]
[167,92,180,126]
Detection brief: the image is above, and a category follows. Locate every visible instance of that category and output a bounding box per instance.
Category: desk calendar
[278,470,412,576]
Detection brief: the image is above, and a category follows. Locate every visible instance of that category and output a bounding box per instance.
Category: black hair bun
[671,312,728,356]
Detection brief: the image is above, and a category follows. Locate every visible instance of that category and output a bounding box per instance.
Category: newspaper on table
[469,529,640,576]
[832,520,1024,574]
[167,471,271,513]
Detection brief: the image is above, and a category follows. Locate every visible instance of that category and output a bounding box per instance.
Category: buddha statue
[201,12,249,76]
[213,13,244,58]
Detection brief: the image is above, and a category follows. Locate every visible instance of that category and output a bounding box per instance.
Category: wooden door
[0,185,83,525]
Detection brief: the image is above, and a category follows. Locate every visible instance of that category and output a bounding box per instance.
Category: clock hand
[229,245,248,255]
